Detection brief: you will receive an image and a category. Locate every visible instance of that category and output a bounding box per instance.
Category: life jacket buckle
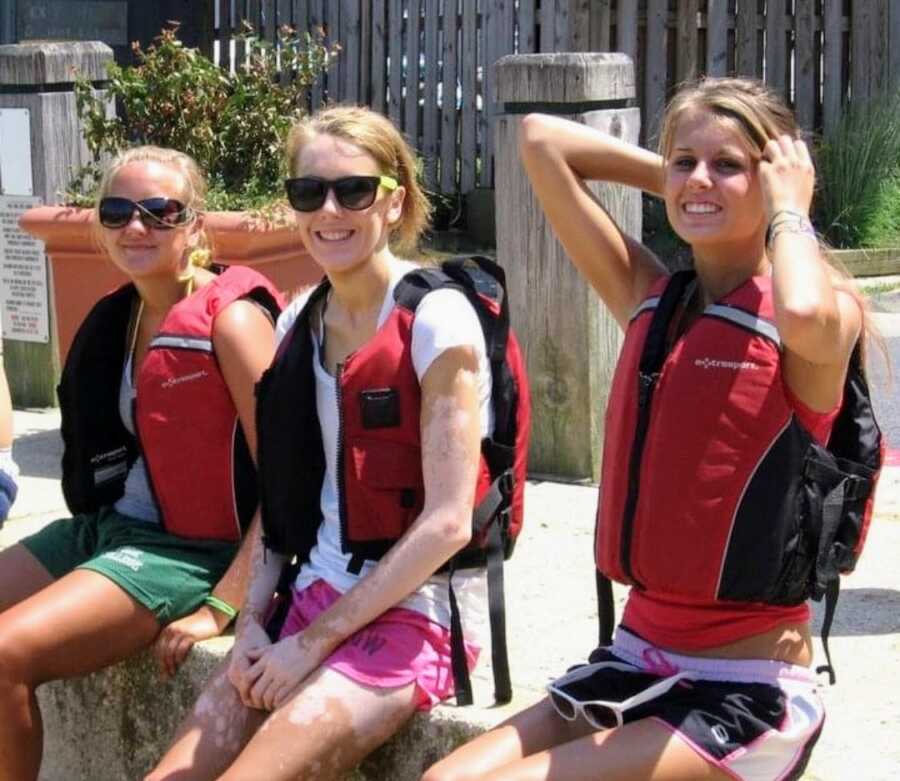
[638,372,658,407]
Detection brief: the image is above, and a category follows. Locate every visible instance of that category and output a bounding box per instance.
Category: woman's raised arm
[518,113,667,327]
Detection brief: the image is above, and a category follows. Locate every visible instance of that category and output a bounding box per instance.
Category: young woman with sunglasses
[0,146,282,780]
[148,105,493,780]
[424,78,873,781]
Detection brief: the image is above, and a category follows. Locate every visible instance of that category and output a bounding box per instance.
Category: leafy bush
[68,23,338,211]
[814,91,900,248]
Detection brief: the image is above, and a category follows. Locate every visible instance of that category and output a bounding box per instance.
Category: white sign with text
[1,195,49,343]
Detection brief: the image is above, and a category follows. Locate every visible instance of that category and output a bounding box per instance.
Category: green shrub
[68,23,338,211]
[859,174,900,248]
[814,91,900,249]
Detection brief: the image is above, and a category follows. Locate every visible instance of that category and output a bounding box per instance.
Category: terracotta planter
[19,206,321,364]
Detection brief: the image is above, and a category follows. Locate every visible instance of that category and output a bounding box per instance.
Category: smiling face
[291,133,405,275]
[99,160,200,282]
[663,108,767,256]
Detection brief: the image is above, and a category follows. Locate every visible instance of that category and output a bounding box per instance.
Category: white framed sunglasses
[546,661,694,730]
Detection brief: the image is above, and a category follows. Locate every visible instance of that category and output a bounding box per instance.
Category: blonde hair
[658,77,799,159]
[659,77,880,366]
[285,106,432,255]
[94,145,213,268]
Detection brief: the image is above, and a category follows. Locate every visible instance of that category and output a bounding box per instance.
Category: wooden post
[494,53,640,481]
[0,41,113,407]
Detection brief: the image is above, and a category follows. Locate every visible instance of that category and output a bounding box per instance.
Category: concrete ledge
[36,637,527,781]
[830,247,900,277]
[8,410,900,780]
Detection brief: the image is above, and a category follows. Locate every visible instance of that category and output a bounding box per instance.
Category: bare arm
[243,344,482,710]
[761,136,862,411]
[518,113,667,327]
[153,299,277,676]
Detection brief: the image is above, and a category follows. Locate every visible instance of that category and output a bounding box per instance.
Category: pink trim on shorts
[613,627,818,685]
[278,579,480,711]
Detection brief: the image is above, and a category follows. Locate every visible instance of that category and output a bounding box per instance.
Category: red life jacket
[258,257,531,704]
[595,271,881,681]
[59,266,283,542]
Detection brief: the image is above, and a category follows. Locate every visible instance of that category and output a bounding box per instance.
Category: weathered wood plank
[570,0,590,53]
[405,0,421,147]
[480,0,496,188]
[217,0,233,72]
[292,0,307,38]
[676,0,699,83]
[388,0,403,126]
[440,0,460,193]
[326,0,343,102]
[261,0,277,43]
[644,0,667,147]
[371,0,387,113]
[422,0,439,187]
[590,0,612,53]
[822,0,843,135]
[735,0,758,77]
[615,0,637,61]
[705,0,729,76]
[309,0,326,109]
[794,0,816,132]
[891,1,900,91]
[341,0,361,103]
[359,0,371,104]
[553,0,569,52]
[765,0,788,95]
[517,0,536,54]
[460,0,477,191]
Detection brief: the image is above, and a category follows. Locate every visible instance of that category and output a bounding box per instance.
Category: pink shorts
[278,579,480,711]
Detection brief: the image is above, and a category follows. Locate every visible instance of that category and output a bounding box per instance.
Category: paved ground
[3,412,898,780]
[2,280,900,779]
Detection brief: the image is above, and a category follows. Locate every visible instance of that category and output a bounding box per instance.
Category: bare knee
[0,627,37,690]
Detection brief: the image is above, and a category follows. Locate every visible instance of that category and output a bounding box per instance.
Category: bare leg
[423,697,731,781]
[0,544,54,612]
[0,569,160,781]
[146,656,267,781]
[219,666,418,781]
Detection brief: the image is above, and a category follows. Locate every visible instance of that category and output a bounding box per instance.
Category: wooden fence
[200,1,900,197]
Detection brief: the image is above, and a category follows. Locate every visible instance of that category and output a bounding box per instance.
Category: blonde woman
[0,146,281,780]
[424,78,875,781]
[149,106,493,780]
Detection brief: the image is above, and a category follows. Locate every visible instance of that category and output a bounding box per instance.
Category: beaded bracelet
[205,595,238,621]
[765,209,817,251]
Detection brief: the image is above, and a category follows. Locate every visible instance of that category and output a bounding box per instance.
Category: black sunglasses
[98,197,193,230]
[284,175,399,213]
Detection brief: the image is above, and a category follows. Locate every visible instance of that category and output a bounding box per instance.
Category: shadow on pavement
[811,587,900,636]
[11,428,63,480]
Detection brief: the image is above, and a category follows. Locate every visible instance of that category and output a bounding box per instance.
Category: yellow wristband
[205,596,238,620]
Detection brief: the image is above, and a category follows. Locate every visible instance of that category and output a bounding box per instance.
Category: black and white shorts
[552,628,825,781]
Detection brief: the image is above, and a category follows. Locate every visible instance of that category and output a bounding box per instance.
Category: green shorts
[20,507,237,624]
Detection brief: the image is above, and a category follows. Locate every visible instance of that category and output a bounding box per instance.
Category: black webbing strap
[472,470,510,538]
[485,517,513,703]
[815,479,847,685]
[447,560,474,706]
[596,571,615,647]
[449,500,513,705]
[815,578,840,686]
[619,271,696,584]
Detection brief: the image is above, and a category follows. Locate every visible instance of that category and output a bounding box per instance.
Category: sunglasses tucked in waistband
[284,175,399,212]
[547,661,694,730]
